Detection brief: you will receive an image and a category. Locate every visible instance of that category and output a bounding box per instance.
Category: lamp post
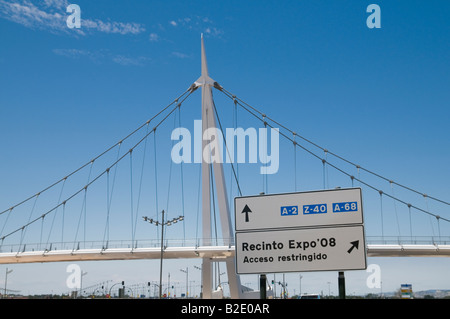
[194,265,202,298]
[299,275,303,298]
[3,268,13,298]
[180,267,189,298]
[79,271,87,298]
[143,211,183,299]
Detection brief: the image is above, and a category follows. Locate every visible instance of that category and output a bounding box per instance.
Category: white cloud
[167,15,224,38]
[112,55,150,66]
[82,19,145,35]
[53,48,150,66]
[43,0,68,10]
[0,0,67,32]
[149,32,159,42]
[204,27,223,38]
[0,0,146,35]
[53,48,91,58]
[171,52,190,59]
[52,48,105,63]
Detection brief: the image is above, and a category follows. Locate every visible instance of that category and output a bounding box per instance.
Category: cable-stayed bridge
[0,37,449,298]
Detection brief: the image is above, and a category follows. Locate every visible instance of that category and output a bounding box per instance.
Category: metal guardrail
[1,236,450,264]
[365,236,450,245]
[0,238,235,254]
[2,236,450,254]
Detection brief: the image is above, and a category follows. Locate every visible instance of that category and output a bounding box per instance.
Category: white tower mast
[194,35,242,299]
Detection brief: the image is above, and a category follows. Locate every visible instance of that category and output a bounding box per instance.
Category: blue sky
[0,0,449,297]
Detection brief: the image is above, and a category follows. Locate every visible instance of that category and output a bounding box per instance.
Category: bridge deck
[1,244,450,264]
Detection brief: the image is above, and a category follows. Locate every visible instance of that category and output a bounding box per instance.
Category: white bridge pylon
[194,34,242,299]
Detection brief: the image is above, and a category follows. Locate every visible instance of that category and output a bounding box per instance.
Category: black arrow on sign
[242,205,252,222]
[347,240,359,254]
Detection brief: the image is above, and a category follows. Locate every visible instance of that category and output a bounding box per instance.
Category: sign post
[338,271,346,299]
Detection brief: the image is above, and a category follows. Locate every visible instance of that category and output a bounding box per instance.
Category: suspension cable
[133,123,150,248]
[215,85,450,224]
[0,87,196,243]
[211,98,242,196]
[178,105,186,241]
[218,86,450,207]
[0,87,194,217]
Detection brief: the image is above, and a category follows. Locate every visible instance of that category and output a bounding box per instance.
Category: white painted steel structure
[194,34,242,299]
[1,244,450,265]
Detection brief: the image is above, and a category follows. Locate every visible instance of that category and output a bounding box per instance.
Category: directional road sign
[235,225,366,274]
[234,188,363,232]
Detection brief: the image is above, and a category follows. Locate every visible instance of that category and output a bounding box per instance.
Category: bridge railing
[0,237,236,254]
[365,236,450,245]
[2,236,450,254]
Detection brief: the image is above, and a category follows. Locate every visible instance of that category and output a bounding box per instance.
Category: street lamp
[299,275,303,298]
[180,267,188,298]
[143,211,183,299]
[194,265,202,298]
[3,268,13,298]
[80,271,87,298]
